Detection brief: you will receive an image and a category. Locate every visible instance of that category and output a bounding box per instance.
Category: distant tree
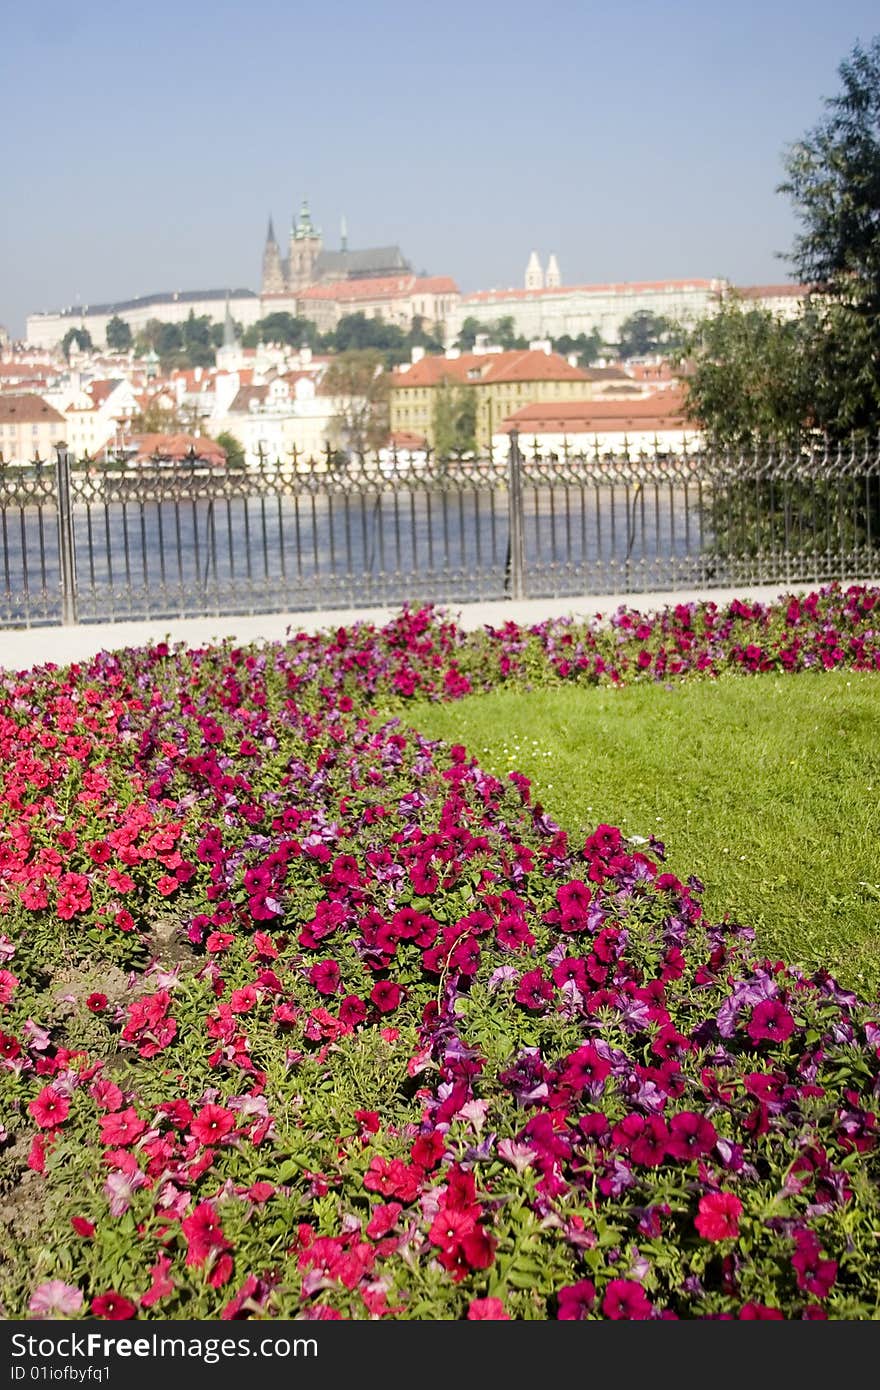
[135,319,164,354]
[432,380,477,457]
[329,312,408,359]
[322,349,390,453]
[61,327,92,358]
[617,311,680,359]
[455,316,482,351]
[552,328,603,366]
[131,397,183,434]
[156,322,183,361]
[241,312,318,350]
[215,430,246,468]
[211,319,244,349]
[105,316,132,352]
[492,315,529,350]
[180,311,215,367]
[407,314,444,354]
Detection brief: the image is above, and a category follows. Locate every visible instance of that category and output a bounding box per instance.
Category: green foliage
[105,316,132,352]
[680,297,812,447]
[455,315,528,352]
[241,312,319,350]
[552,329,603,367]
[214,430,246,468]
[321,348,390,452]
[617,310,681,360]
[432,379,477,456]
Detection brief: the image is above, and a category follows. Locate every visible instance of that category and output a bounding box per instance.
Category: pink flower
[557,1279,596,1320]
[29,1280,83,1318]
[468,1297,510,1320]
[695,1191,743,1241]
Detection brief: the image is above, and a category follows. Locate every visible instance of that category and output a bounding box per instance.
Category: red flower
[29,1086,70,1129]
[92,1291,137,1320]
[370,981,402,1014]
[695,1191,743,1241]
[99,1107,146,1147]
[181,1201,229,1267]
[309,959,341,995]
[468,1297,509,1320]
[190,1103,235,1147]
[366,1203,402,1238]
[71,1217,96,1238]
[515,969,554,1011]
[86,993,108,1013]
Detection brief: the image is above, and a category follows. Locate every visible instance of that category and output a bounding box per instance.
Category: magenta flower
[747,999,795,1044]
[602,1279,653,1320]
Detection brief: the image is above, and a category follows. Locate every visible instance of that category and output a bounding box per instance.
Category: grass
[405,670,880,999]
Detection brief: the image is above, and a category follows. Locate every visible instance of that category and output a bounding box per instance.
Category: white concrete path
[0,583,810,673]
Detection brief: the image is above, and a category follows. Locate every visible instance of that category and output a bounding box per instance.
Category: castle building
[260,199,411,298]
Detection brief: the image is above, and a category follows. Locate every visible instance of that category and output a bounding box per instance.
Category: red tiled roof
[0,394,66,424]
[388,430,428,449]
[88,379,121,405]
[737,284,809,299]
[300,274,459,304]
[126,433,227,464]
[392,349,590,388]
[501,391,692,434]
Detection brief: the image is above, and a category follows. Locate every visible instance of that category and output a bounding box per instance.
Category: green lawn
[405,671,880,998]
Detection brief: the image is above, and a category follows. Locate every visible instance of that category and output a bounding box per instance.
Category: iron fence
[1,435,879,628]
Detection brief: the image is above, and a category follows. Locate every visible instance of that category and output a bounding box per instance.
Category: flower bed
[1,584,879,1320]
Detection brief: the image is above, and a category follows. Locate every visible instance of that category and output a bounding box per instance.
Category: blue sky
[1,0,877,336]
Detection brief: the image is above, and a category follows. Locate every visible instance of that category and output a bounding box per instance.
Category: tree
[432,380,477,457]
[61,327,92,358]
[678,296,812,448]
[552,329,603,367]
[105,315,132,352]
[181,311,215,367]
[215,430,246,468]
[455,316,482,351]
[241,312,318,350]
[776,34,880,434]
[617,310,679,359]
[131,397,183,433]
[321,349,390,454]
[492,315,529,350]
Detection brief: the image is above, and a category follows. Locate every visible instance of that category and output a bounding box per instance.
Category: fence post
[56,444,78,625]
[507,429,526,600]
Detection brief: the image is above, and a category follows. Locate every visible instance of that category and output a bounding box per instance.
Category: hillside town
[1,198,809,467]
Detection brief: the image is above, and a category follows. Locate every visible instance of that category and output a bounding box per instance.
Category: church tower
[287,198,323,293]
[261,216,284,295]
[525,250,544,291]
[545,253,561,288]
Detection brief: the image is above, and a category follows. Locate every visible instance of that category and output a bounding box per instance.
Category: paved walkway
[0,583,808,672]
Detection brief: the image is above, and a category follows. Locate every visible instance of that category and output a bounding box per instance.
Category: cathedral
[261,199,412,297]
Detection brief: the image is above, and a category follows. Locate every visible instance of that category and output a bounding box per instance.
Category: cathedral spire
[340,214,348,252]
[266,214,277,246]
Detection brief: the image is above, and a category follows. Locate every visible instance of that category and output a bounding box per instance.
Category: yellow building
[0,394,67,465]
[390,348,598,451]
